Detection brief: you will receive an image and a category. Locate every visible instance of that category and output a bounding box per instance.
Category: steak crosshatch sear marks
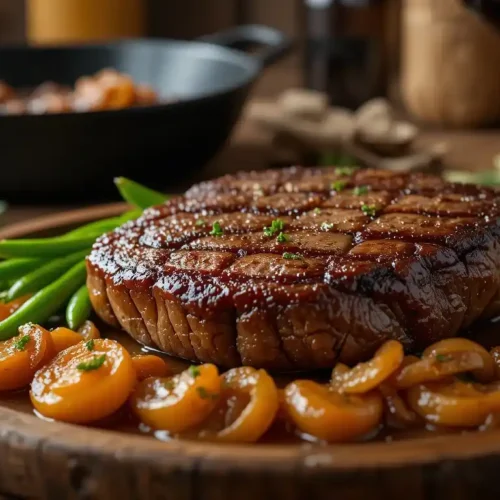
[87,167,500,370]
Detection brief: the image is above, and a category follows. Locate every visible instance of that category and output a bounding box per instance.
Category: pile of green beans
[0,177,169,340]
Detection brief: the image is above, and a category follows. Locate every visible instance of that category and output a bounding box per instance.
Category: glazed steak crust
[87,167,500,370]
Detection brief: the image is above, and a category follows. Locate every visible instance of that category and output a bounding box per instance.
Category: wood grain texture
[0,203,127,239]
[1,207,500,499]
[2,399,500,500]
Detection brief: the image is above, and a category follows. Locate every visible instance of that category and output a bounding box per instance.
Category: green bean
[114,177,169,209]
[0,235,96,259]
[6,250,89,301]
[1,208,140,257]
[0,210,140,283]
[63,209,141,239]
[65,218,122,238]
[0,210,140,262]
[0,260,87,340]
[117,209,142,222]
[0,257,47,281]
[66,285,91,330]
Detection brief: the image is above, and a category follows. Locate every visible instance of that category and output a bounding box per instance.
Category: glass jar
[26,0,146,45]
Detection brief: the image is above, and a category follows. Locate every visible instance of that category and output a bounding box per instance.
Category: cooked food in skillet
[1,168,500,444]
[0,68,161,114]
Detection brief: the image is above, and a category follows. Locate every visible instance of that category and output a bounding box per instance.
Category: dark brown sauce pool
[2,316,500,446]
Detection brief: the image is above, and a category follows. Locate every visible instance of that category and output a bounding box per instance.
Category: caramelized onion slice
[330,362,350,385]
[78,320,101,340]
[330,340,404,394]
[0,324,55,391]
[284,380,383,442]
[423,338,496,383]
[407,379,500,427]
[131,364,220,433]
[191,367,279,443]
[132,354,171,381]
[31,338,135,423]
[395,351,485,389]
[379,383,420,428]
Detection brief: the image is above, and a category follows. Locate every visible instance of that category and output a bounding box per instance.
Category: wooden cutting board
[1,205,500,500]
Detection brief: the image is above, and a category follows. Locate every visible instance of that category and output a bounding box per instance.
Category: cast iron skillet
[0,25,291,202]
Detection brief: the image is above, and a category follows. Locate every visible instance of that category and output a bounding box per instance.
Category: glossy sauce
[2,317,500,445]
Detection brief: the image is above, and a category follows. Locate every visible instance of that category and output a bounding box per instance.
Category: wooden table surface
[1,60,499,227]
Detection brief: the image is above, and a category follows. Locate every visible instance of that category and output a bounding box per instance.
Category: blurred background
[0,0,499,219]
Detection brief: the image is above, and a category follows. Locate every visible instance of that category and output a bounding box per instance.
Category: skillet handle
[197,24,292,67]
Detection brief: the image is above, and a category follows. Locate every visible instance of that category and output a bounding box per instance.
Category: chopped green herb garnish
[361,204,377,217]
[313,207,321,215]
[85,339,95,351]
[353,185,369,196]
[335,166,358,176]
[14,334,30,351]
[331,180,347,192]
[195,219,206,227]
[197,387,209,399]
[163,380,175,391]
[436,353,453,363]
[77,354,106,372]
[283,252,303,260]
[263,219,285,237]
[276,232,290,243]
[196,387,219,400]
[188,365,201,378]
[321,222,335,231]
[209,221,224,237]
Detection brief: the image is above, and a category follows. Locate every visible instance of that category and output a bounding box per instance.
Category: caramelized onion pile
[1,299,500,444]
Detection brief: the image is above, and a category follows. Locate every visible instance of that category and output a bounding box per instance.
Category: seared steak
[86,167,500,370]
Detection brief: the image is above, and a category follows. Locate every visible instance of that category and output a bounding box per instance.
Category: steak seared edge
[86,167,500,370]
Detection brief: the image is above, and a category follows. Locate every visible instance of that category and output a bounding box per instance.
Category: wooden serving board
[1,205,500,500]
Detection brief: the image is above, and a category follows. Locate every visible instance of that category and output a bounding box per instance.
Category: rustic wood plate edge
[1,205,500,498]
[0,202,128,239]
